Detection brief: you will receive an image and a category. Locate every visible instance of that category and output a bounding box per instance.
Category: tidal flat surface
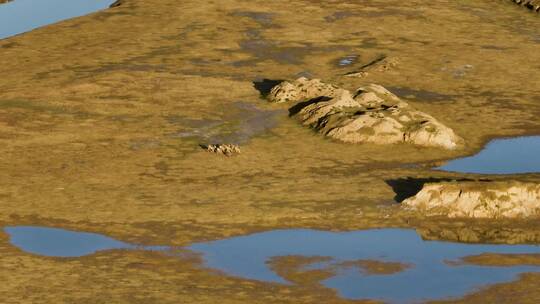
[0,0,114,40]
[438,136,540,174]
[190,228,540,303]
[2,0,540,302]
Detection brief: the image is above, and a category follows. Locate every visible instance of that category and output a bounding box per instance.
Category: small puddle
[438,136,540,174]
[0,0,114,40]
[337,55,359,67]
[4,226,166,257]
[189,228,540,303]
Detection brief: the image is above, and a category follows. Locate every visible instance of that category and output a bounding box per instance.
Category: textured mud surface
[1,0,540,303]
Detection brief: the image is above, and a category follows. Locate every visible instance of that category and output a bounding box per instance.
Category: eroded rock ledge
[268,77,463,149]
[403,181,540,219]
[508,0,540,12]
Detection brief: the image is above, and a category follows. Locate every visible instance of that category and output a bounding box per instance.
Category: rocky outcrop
[202,144,241,156]
[403,181,540,219]
[508,0,540,12]
[268,77,340,104]
[268,78,463,149]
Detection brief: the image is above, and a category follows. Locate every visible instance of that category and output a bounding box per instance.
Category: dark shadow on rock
[253,79,284,98]
[288,96,332,117]
[385,177,491,203]
[110,0,123,7]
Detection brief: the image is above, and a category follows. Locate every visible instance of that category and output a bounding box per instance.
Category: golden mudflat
[1,0,540,303]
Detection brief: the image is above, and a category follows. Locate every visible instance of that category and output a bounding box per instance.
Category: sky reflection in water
[438,136,540,174]
[0,0,114,40]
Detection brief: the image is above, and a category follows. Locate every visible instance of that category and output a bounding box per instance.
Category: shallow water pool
[7,225,540,303]
[189,228,540,303]
[4,226,168,257]
[438,136,540,174]
[0,0,114,40]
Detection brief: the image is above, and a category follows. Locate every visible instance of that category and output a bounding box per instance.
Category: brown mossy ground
[1,0,540,303]
[460,253,540,266]
[339,260,411,275]
[268,256,338,287]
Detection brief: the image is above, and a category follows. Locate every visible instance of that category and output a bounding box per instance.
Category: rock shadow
[385,177,489,203]
[288,96,332,117]
[253,79,284,98]
[110,0,123,7]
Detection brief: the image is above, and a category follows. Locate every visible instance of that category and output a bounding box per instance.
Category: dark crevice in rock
[253,79,284,98]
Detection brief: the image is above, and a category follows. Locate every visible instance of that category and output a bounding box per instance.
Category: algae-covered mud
[1,0,540,303]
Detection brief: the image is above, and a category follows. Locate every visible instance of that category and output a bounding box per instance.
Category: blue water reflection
[438,136,540,174]
[0,0,114,40]
[190,229,540,303]
[5,226,134,257]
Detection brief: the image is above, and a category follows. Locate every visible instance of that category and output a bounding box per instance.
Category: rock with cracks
[203,144,241,156]
[268,78,463,149]
[402,181,540,219]
[267,77,340,104]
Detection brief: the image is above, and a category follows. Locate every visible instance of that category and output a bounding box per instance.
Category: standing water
[4,226,168,257]
[438,136,540,174]
[6,226,540,302]
[189,228,540,303]
[0,0,114,40]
